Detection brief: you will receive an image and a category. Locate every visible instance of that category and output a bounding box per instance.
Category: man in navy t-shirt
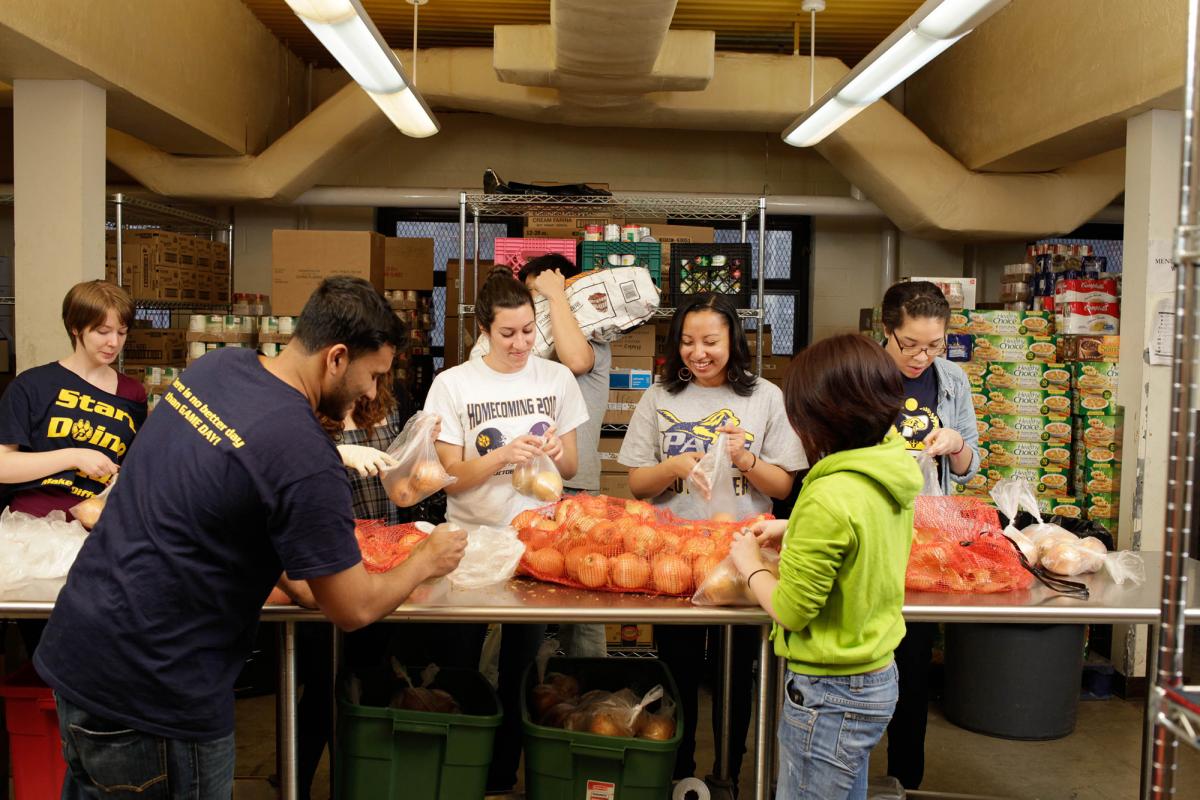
[35,277,467,797]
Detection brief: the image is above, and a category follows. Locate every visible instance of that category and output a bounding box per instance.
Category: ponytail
[476,266,533,331]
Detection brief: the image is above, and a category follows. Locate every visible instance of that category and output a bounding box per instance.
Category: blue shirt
[35,348,361,740]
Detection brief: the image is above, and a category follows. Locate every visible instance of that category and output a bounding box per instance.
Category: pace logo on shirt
[658,408,756,456]
[896,396,941,450]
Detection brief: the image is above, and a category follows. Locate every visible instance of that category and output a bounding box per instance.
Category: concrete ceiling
[243,0,926,66]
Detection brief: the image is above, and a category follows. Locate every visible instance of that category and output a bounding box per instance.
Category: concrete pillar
[1115,108,1182,683]
[12,80,106,371]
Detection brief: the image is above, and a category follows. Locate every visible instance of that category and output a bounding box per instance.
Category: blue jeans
[776,663,899,800]
[55,694,235,799]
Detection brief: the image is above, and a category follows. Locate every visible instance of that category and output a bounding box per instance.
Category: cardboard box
[904,276,978,309]
[598,437,625,473]
[1039,495,1084,519]
[1083,492,1120,521]
[1073,445,1121,495]
[599,472,635,499]
[646,224,714,265]
[446,260,493,312]
[985,415,1073,445]
[971,335,1058,364]
[611,356,655,389]
[980,387,1070,418]
[384,237,435,291]
[442,314,476,367]
[985,441,1071,470]
[1072,362,1119,415]
[1075,414,1122,451]
[610,325,656,357]
[983,465,1071,497]
[1059,334,1120,362]
[1057,278,1119,305]
[604,623,654,649]
[525,214,618,239]
[1062,302,1120,335]
[744,328,774,356]
[758,355,794,386]
[982,362,1071,391]
[965,309,1054,336]
[603,389,645,425]
[272,230,385,315]
[123,329,187,365]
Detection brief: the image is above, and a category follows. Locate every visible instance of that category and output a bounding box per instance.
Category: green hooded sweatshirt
[770,431,923,675]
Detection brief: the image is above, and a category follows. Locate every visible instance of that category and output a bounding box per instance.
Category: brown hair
[784,334,904,461]
[476,266,533,332]
[318,371,397,437]
[62,280,135,348]
[881,280,951,333]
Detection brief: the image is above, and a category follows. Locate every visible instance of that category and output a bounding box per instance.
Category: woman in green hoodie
[731,333,923,800]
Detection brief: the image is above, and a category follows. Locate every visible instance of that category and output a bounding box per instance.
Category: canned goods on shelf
[204,315,224,335]
[188,315,207,333]
[260,316,279,335]
[584,224,603,242]
[278,316,294,335]
[604,223,621,242]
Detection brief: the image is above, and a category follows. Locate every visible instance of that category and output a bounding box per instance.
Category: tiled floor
[232,660,1200,799]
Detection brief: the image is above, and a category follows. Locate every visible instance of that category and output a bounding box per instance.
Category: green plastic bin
[521,657,682,800]
[335,667,502,800]
[578,241,663,286]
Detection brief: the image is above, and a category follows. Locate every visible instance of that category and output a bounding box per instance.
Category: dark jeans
[56,693,235,799]
[486,623,547,791]
[886,621,936,790]
[654,624,757,787]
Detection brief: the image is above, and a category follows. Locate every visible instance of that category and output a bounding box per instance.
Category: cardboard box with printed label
[1071,362,1120,415]
[981,387,1070,418]
[272,230,385,315]
[446,260,494,312]
[1039,495,1084,519]
[970,335,1058,364]
[610,356,655,390]
[384,237,435,291]
[1062,302,1120,335]
[123,329,187,366]
[646,224,714,266]
[984,465,1071,497]
[599,473,635,499]
[759,355,794,387]
[598,437,625,473]
[1059,334,1120,362]
[744,328,774,356]
[985,441,1071,471]
[442,314,476,367]
[984,415,1073,445]
[603,389,645,425]
[604,623,655,649]
[610,325,656,357]
[965,310,1054,336]
[982,362,1071,391]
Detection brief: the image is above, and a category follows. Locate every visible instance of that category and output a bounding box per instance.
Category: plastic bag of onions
[68,474,118,530]
[512,449,564,504]
[380,411,456,507]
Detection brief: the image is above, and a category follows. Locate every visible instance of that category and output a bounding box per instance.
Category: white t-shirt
[424,355,589,529]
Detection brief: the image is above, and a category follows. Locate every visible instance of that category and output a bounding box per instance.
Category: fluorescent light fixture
[368,88,439,138]
[783,98,863,147]
[782,0,1009,147]
[284,0,439,136]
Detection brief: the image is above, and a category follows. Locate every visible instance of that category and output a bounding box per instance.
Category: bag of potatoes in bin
[512,449,564,503]
[69,475,118,530]
[388,660,461,714]
[692,547,780,606]
[512,493,771,596]
[380,410,456,507]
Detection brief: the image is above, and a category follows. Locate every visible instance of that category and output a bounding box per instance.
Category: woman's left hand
[923,427,965,458]
[730,530,764,577]
[717,424,754,471]
[541,424,564,462]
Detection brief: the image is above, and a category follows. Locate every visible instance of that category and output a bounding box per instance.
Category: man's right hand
[73,449,119,480]
[415,525,468,578]
[530,268,567,301]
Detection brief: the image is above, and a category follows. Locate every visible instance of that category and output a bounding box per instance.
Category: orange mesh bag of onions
[511,494,771,596]
[906,496,1033,593]
[353,519,462,574]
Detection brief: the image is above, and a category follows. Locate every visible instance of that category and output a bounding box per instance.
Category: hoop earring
[677,367,693,382]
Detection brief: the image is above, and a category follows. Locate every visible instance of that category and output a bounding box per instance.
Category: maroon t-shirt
[0,364,147,519]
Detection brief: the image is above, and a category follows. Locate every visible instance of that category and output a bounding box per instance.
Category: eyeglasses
[891,332,946,358]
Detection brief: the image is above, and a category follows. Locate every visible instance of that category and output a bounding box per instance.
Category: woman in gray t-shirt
[617,293,807,788]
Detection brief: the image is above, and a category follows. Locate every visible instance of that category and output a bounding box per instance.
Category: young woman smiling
[618,292,807,791]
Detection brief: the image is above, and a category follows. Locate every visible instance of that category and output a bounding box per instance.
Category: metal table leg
[277,621,298,800]
[754,625,773,800]
[718,624,734,781]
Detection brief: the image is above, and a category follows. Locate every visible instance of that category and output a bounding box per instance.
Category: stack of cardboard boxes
[600,325,656,499]
[105,230,230,305]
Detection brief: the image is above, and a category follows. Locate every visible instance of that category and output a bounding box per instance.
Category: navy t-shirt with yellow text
[895,368,941,451]
[34,348,361,740]
[0,363,147,517]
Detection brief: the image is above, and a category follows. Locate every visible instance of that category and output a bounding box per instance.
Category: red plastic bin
[493,238,577,270]
[1,665,67,799]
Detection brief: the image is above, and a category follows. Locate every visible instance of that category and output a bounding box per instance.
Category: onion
[636,713,676,741]
[527,548,566,579]
[693,554,724,588]
[652,554,693,595]
[385,476,418,507]
[611,553,651,590]
[681,537,717,562]
[588,711,630,738]
[540,701,576,728]
[622,525,662,558]
[410,461,446,494]
[532,471,564,502]
[565,546,591,580]
[531,684,564,717]
[546,672,580,699]
[577,553,609,588]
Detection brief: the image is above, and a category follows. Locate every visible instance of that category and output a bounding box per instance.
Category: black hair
[662,293,757,397]
[881,280,951,332]
[476,266,534,331]
[518,253,580,283]
[292,276,407,359]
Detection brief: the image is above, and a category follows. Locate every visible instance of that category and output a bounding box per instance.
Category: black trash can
[943,623,1085,740]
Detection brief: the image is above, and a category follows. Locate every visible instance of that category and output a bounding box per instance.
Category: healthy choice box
[1071,362,1120,416]
[983,465,1071,497]
[1038,494,1085,519]
[971,335,1058,364]
[985,441,1071,470]
[965,309,1054,336]
[1074,414,1122,451]
[985,414,1072,445]
[979,387,1070,418]
[982,362,1071,391]
[1073,446,1121,495]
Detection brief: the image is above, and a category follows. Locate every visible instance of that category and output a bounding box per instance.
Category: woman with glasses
[879,280,980,791]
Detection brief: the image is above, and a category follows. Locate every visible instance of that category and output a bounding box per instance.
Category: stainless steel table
[3,553,1197,799]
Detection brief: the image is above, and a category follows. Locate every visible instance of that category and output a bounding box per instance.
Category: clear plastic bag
[69,475,117,530]
[1104,550,1146,586]
[990,477,1041,563]
[688,433,736,518]
[0,509,89,601]
[447,525,525,590]
[512,450,564,503]
[380,411,456,507]
[915,451,942,496]
[691,548,780,606]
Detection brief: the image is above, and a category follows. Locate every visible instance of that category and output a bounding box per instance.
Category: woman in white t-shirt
[618,292,807,792]
[423,265,588,792]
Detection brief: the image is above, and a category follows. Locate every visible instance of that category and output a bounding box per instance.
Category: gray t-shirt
[566,341,611,492]
[618,380,808,520]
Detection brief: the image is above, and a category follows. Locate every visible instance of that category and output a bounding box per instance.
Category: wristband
[747,567,771,587]
[951,441,966,456]
[738,452,758,473]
